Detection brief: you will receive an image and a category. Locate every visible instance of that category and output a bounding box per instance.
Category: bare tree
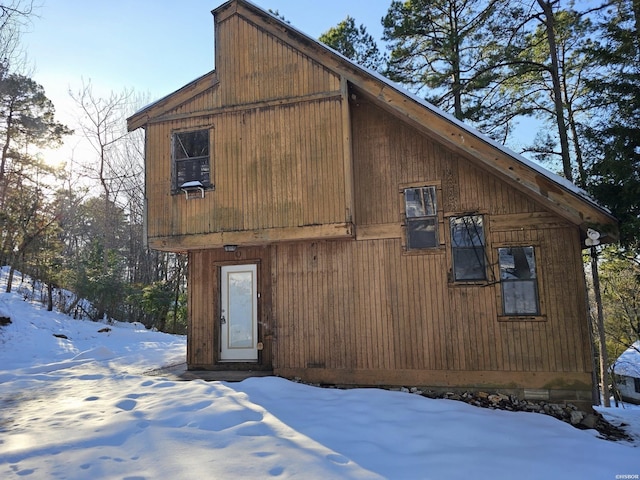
[70,80,133,267]
[0,0,38,73]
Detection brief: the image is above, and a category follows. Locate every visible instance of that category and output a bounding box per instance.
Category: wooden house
[127,0,618,407]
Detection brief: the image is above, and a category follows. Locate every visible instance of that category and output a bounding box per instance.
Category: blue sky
[20,0,543,170]
[24,0,390,119]
[21,0,391,166]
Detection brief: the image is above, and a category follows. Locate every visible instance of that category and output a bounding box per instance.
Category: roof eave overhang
[126,70,218,132]
[347,83,618,241]
[221,0,617,237]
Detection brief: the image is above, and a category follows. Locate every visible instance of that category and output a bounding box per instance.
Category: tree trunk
[561,61,586,187]
[633,0,640,48]
[568,112,586,188]
[5,262,15,293]
[47,282,53,311]
[538,0,573,181]
[591,246,610,407]
[172,259,183,333]
[450,9,463,120]
[0,107,14,208]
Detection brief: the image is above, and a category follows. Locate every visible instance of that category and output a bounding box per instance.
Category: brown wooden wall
[271,234,590,379]
[267,95,592,395]
[351,93,541,226]
[143,12,351,249]
[188,246,273,370]
[146,98,347,237]
[186,84,592,398]
[215,14,341,105]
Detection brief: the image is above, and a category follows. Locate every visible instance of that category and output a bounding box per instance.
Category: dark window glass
[404,187,438,249]
[499,246,540,315]
[634,377,640,394]
[172,130,210,191]
[450,215,486,281]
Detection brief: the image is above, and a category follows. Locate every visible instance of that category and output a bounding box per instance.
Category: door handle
[221,315,226,324]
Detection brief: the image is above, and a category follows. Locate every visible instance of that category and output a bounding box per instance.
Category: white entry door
[220,264,258,361]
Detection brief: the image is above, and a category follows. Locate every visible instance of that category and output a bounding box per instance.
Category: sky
[1,266,639,479]
[21,0,391,166]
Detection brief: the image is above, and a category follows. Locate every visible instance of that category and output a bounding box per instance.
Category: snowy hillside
[0,273,638,479]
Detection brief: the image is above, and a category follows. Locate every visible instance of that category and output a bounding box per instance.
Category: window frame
[449,214,487,283]
[171,128,213,194]
[401,184,442,252]
[496,244,544,320]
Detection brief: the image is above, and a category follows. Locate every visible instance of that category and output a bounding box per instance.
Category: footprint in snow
[77,374,104,381]
[115,399,137,411]
[269,466,285,476]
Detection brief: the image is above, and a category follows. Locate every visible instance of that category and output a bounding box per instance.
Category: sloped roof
[228,0,606,214]
[128,0,618,239]
[614,341,640,378]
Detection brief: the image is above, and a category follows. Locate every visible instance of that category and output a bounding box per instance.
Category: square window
[407,217,438,249]
[172,129,211,192]
[450,215,486,281]
[404,186,438,249]
[499,246,540,316]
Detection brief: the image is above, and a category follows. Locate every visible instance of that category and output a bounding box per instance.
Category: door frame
[217,262,260,363]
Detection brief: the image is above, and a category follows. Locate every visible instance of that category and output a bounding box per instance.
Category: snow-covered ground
[0,272,638,479]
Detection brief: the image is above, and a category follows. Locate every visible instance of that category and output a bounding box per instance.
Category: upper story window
[450,215,486,281]
[172,129,211,192]
[498,246,540,316]
[404,186,438,249]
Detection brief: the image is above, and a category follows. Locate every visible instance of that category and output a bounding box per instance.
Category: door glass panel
[227,271,254,349]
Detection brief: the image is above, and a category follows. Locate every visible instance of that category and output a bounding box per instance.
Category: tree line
[0,1,187,333]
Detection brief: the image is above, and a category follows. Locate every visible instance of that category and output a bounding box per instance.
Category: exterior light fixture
[585,228,601,247]
[224,245,237,252]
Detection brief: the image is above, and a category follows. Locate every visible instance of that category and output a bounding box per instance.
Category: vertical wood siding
[216,15,340,105]
[146,97,347,239]
[188,247,273,369]
[188,249,216,366]
[187,89,592,391]
[351,95,541,224]
[144,14,347,243]
[171,85,222,116]
[271,231,589,380]
[266,94,591,387]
